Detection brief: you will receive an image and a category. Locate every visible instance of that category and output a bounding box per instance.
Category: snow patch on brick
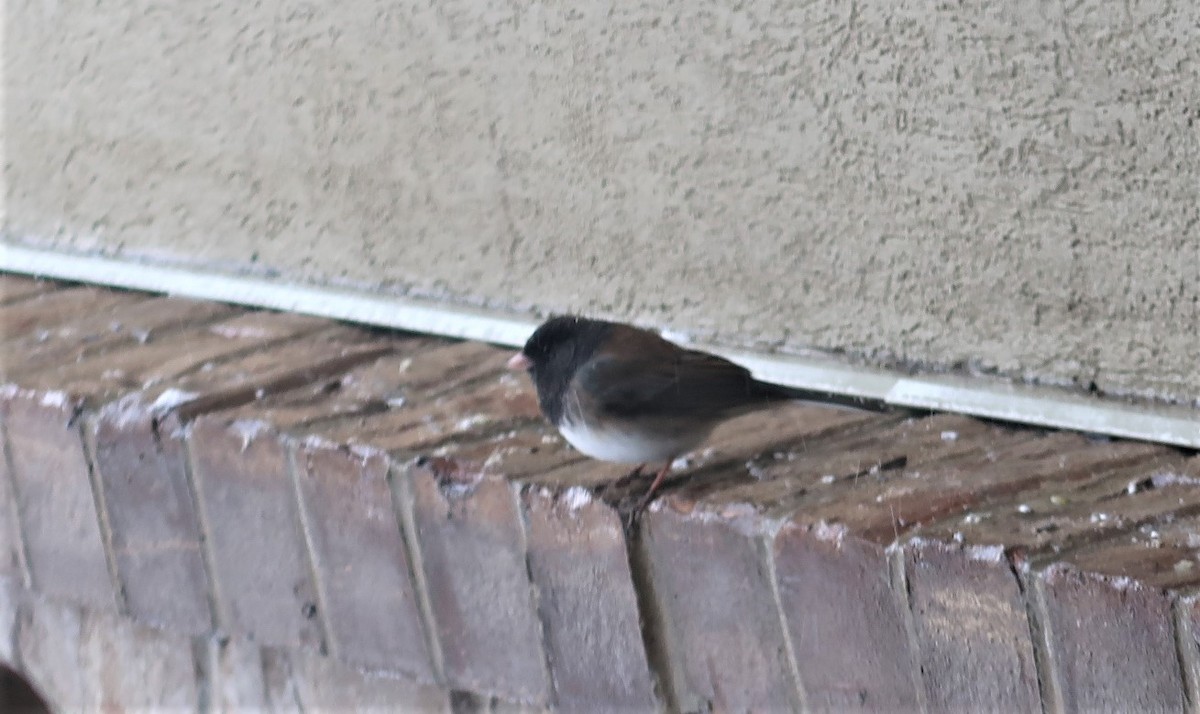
[151,388,199,412]
[562,486,592,512]
[229,419,274,450]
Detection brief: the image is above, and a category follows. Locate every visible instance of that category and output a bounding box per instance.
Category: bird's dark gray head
[507,315,611,422]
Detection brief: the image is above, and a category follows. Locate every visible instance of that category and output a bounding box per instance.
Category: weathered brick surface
[78,610,200,710]
[16,592,199,711]
[0,426,26,580]
[263,647,450,712]
[0,576,19,665]
[1178,589,1200,706]
[521,486,657,713]
[621,407,899,713]
[186,418,323,649]
[896,446,1194,713]
[0,287,144,341]
[765,425,1104,713]
[1,296,236,374]
[1028,484,1200,713]
[903,539,1041,713]
[17,594,89,707]
[318,370,538,454]
[1037,563,1185,713]
[1,391,115,611]
[641,503,800,713]
[82,323,393,635]
[660,413,989,713]
[773,523,919,713]
[403,458,551,704]
[1,276,1196,713]
[197,635,270,711]
[291,443,434,680]
[0,275,59,304]
[87,412,212,634]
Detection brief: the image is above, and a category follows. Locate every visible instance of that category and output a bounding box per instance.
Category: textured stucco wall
[5,0,1199,404]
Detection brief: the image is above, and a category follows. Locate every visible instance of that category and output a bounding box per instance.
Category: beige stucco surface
[5,0,1199,404]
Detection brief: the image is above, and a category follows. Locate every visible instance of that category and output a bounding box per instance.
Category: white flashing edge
[3,243,1198,449]
[1,244,537,346]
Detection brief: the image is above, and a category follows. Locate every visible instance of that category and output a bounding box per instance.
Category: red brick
[6,310,334,413]
[0,275,61,304]
[0,390,115,610]
[667,413,997,713]
[1035,563,1185,712]
[317,371,539,454]
[903,539,1040,713]
[401,458,551,704]
[86,410,212,634]
[773,522,919,713]
[520,486,657,712]
[764,428,1139,712]
[262,647,450,712]
[185,418,322,649]
[16,592,88,706]
[16,592,199,711]
[639,502,800,712]
[1027,495,1200,713]
[0,287,145,341]
[163,330,393,421]
[1178,590,1200,706]
[77,610,200,710]
[0,575,19,664]
[291,443,434,680]
[0,429,26,580]
[196,635,270,710]
[0,296,237,373]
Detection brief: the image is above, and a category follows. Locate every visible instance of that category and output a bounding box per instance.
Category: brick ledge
[1,274,1198,712]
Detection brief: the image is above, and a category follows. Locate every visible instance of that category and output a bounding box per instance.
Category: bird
[507,315,876,507]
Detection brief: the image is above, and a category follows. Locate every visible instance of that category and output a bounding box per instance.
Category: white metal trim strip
[3,243,1197,448]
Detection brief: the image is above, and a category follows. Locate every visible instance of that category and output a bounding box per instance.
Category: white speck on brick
[151,388,198,413]
[386,396,406,408]
[744,460,769,480]
[1151,470,1200,488]
[562,486,591,512]
[230,419,273,451]
[1016,503,1032,514]
[39,390,74,409]
[965,543,1005,562]
[940,430,958,442]
[814,521,848,545]
[210,323,271,339]
[96,393,151,429]
[455,414,489,431]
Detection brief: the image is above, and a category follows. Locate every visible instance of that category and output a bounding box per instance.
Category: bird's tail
[752,380,890,413]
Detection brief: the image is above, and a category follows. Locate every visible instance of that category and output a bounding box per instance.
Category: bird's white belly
[557,420,684,464]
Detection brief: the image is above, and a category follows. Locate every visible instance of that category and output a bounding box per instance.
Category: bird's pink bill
[507,353,533,371]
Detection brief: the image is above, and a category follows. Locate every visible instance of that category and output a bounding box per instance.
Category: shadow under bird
[507,315,877,506]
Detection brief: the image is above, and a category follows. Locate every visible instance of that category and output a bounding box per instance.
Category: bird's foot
[599,464,646,502]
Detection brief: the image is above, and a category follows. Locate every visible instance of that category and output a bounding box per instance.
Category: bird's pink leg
[638,461,674,508]
[607,464,645,491]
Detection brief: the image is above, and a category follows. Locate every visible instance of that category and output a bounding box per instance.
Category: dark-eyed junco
[507,315,876,505]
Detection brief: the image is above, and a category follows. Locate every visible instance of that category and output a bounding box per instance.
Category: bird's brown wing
[575,343,771,421]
